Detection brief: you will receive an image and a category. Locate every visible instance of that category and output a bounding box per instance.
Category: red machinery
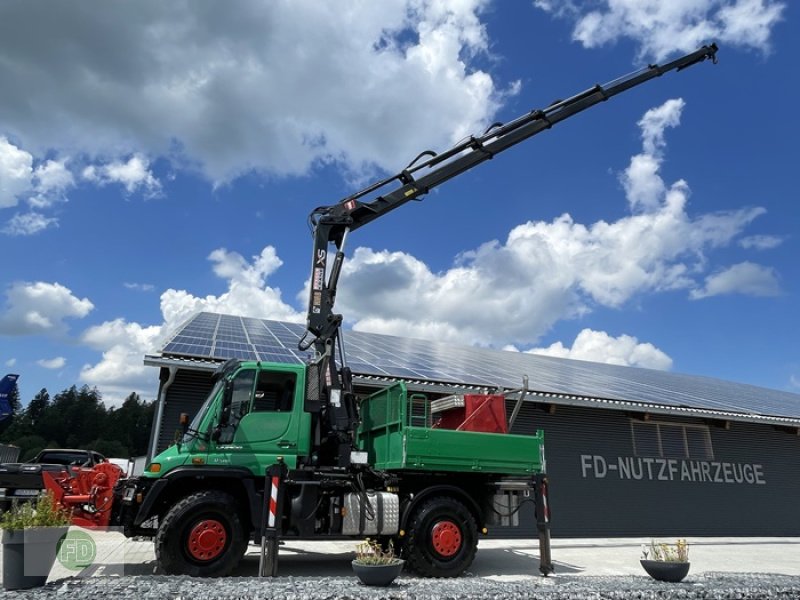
[42,462,123,528]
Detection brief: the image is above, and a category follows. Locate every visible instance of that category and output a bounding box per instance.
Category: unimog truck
[44,44,718,578]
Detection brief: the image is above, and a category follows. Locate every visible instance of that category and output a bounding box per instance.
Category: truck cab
[152,361,311,474]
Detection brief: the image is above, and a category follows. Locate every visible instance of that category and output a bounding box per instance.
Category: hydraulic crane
[299,43,718,468]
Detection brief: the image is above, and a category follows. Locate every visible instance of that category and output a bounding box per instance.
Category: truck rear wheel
[404,496,477,577]
[155,490,247,577]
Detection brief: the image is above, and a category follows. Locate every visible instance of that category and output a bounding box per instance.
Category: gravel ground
[3,572,800,600]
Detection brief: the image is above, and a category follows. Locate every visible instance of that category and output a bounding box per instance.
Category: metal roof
[147,311,800,427]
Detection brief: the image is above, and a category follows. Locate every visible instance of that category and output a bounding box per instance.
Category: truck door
[213,367,303,472]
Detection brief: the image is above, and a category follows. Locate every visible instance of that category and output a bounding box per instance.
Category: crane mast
[300,43,718,467]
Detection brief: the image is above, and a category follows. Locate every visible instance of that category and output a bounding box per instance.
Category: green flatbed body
[356,382,544,476]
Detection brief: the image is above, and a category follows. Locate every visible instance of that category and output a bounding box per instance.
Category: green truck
[110,44,718,578]
[120,360,546,577]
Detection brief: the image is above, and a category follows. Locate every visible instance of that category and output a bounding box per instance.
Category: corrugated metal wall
[0,443,20,463]
[156,369,214,453]
[507,401,800,537]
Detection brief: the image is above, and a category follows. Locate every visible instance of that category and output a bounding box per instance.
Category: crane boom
[300,43,718,467]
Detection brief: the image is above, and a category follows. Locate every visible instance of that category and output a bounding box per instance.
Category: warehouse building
[144,311,800,538]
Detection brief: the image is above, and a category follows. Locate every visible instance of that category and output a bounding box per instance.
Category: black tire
[155,490,247,577]
[404,496,478,577]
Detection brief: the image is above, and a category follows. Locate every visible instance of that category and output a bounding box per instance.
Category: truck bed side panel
[357,382,544,475]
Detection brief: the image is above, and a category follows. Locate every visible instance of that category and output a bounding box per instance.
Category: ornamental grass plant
[642,539,689,562]
[354,539,402,565]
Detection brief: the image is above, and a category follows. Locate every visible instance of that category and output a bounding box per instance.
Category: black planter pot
[640,559,690,583]
[2,527,69,590]
[352,559,404,586]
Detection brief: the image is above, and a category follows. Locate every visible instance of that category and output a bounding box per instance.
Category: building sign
[580,454,766,485]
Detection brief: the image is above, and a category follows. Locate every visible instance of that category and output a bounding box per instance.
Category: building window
[631,420,714,460]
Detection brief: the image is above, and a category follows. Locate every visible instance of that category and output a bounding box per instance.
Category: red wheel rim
[187,519,227,561]
[431,520,462,557]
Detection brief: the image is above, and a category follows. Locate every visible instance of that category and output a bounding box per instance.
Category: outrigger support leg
[259,459,288,577]
[535,473,554,576]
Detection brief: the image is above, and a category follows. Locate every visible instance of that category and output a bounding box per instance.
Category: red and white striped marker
[268,475,280,528]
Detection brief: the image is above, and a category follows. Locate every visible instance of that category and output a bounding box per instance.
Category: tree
[26,389,50,428]
[13,435,47,461]
[0,383,155,458]
[88,439,128,458]
[105,393,156,456]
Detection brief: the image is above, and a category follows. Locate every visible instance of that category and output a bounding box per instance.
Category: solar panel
[159,311,800,421]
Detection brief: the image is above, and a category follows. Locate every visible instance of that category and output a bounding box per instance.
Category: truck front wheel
[155,490,247,577]
[404,496,477,577]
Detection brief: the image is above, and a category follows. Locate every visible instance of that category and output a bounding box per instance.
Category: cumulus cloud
[2,211,59,236]
[328,99,767,347]
[80,247,303,402]
[690,261,780,299]
[4,358,16,368]
[738,234,783,250]
[0,137,33,208]
[0,281,94,336]
[535,0,785,60]
[82,154,161,196]
[37,356,66,370]
[80,319,164,404]
[0,1,506,184]
[160,247,302,326]
[526,329,673,370]
[0,138,73,234]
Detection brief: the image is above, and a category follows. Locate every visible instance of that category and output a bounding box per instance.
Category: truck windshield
[183,379,223,443]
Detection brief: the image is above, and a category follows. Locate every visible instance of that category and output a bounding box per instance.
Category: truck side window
[253,372,296,413]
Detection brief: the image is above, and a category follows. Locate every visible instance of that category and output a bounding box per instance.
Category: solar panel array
[161,312,800,421]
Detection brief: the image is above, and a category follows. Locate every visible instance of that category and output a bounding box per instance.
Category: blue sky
[0,1,797,407]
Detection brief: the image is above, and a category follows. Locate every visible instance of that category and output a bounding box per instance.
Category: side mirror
[179,412,189,435]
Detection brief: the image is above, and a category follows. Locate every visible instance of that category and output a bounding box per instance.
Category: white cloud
[535,0,785,60]
[526,328,673,370]
[80,247,303,402]
[80,319,164,405]
[622,99,684,212]
[4,358,16,368]
[1,138,75,213]
[791,375,800,390]
[0,281,94,335]
[3,211,59,236]
[37,356,66,370]
[160,247,302,326]
[739,234,783,250]
[82,154,161,196]
[123,282,155,292]
[29,158,75,208]
[0,137,33,208]
[690,261,780,299]
[0,1,507,184]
